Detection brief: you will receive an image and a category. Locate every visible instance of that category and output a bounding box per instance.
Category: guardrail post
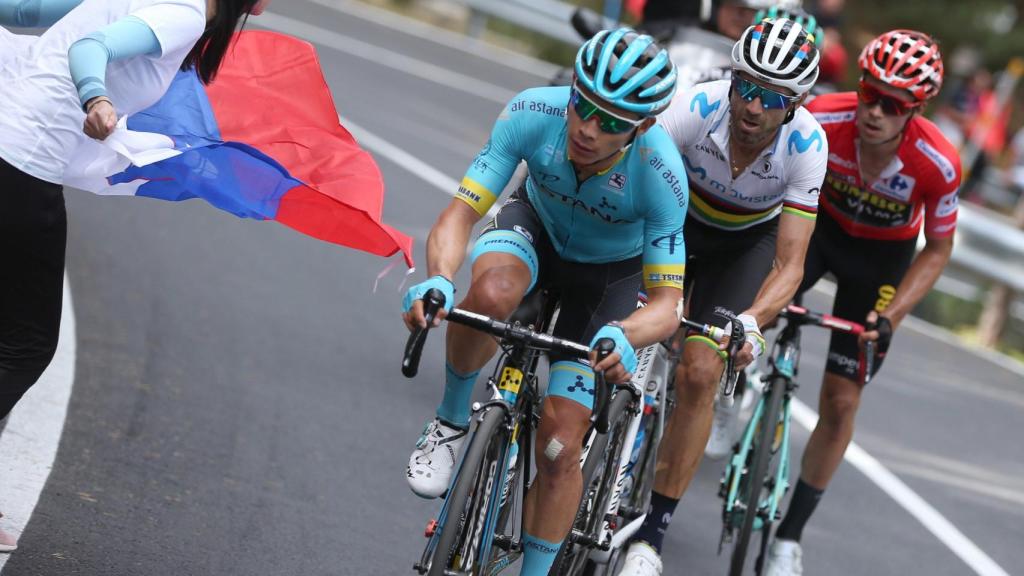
[975,193,1024,347]
[467,7,488,38]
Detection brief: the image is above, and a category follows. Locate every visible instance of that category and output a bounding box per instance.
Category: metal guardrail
[461,0,611,45]
[955,205,1024,292]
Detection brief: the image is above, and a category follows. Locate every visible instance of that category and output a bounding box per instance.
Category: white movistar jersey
[658,80,827,231]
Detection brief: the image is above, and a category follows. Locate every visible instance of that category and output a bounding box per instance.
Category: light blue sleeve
[0,0,82,27]
[638,130,688,291]
[67,15,161,110]
[454,91,532,216]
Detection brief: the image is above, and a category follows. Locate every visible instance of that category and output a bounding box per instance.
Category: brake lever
[591,338,616,434]
[401,288,446,378]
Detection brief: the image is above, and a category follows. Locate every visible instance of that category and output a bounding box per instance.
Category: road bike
[718,302,875,575]
[403,288,614,575]
[549,308,744,575]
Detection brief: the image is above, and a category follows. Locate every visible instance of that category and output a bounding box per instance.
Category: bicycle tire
[429,406,510,576]
[728,374,786,576]
[549,391,634,575]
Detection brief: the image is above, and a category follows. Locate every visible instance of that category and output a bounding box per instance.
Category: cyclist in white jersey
[617,17,826,575]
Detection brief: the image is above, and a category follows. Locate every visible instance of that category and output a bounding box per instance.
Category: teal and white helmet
[574,28,677,116]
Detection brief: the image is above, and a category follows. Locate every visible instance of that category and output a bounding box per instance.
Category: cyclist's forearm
[621,287,683,348]
[425,200,478,280]
[746,263,803,326]
[882,235,953,328]
[746,214,814,325]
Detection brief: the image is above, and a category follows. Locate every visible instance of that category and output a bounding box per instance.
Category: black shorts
[798,209,916,380]
[683,216,779,329]
[471,189,642,407]
[1,157,67,417]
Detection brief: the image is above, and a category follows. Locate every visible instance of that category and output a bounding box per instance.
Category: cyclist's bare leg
[524,395,591,540]
[653,339,724,497]
[444,253,532,374]
[772,372,862,545]
[799,372,863,488]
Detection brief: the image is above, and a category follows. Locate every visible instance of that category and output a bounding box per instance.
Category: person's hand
[859,311,893,352]
[590,323,636,384]
[401,275,455,331]
[83,97,117,141]
[722,313,765,371]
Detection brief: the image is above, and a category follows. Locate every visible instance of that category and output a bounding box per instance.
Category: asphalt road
[2,1,1022,574]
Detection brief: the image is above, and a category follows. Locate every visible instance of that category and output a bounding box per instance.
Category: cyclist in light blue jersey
[401,28,687,575]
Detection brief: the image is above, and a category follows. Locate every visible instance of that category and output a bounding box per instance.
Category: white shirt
[658,80,828,231]
[0,0,206,184]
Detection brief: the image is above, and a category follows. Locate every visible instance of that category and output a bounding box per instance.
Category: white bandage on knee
[543,437,565,462]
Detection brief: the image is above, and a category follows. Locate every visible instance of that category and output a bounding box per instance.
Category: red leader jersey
[806,92,962,241]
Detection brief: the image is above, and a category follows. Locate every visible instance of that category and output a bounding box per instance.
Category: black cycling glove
[869,315,893,359]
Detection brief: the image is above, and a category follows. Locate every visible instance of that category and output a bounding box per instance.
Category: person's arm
[745,210,816,326]
[402,91,530,329]
[0,0,81,27]
[68,16,162,140]
[619,285,684,349]
[877,233,952,329]
[68,16,161,110]
[423,200,481,284]
[592,136,688,382]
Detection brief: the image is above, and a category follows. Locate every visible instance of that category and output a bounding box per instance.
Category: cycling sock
[632,490,679,553]
[435,362,479,429]
[520,533,561,575]
[775,478,824,542]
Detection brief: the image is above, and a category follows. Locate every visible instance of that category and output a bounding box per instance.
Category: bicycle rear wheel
[428,406,511,576]
[728,375,785,576]
[549,391,634,575]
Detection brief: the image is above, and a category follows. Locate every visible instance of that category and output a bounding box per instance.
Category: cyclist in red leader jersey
[762,30,961,575]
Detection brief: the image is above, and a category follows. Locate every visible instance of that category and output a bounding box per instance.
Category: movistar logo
[682,154,707,181]
[690,92,720,119]
[788,130,823,154]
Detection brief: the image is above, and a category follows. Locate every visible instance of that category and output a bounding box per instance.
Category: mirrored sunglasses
[570,87,643,134]
[857,79,922,116]
[731,76,800,110]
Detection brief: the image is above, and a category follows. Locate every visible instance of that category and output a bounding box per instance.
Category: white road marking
[257,12,516,105]
[341,119,1014,576]
[342,116,504,219]
[0,278,76,572]
[303,0,560,78]
[790,400,1010,576]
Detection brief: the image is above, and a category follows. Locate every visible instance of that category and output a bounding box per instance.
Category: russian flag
[64,30,413,267]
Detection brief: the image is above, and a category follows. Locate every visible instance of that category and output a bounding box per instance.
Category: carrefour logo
[787,130,823,155]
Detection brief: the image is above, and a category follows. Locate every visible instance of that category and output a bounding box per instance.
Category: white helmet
[727,0,801,9]
[731,16,819,95]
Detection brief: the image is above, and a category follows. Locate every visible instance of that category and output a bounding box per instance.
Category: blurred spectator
[936,68,1011,196]
[809,0,848,86]
[1006,125,1024,221]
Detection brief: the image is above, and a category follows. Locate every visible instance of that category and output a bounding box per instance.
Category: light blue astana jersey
[456,86,688,290]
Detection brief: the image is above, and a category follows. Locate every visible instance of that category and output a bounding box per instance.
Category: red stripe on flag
[204,30,413,266]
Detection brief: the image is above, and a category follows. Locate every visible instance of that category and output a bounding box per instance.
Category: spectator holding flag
[1,0,410,553]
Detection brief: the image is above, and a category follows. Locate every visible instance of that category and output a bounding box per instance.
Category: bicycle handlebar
[780,304,876,385]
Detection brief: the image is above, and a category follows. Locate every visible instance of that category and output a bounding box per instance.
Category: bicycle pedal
[424,518,438,538]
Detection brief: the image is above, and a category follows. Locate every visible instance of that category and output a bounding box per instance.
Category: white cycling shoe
[616,541,662,576]
[705,395,741,459]
[762,539,804,576]
[406,418,467,499]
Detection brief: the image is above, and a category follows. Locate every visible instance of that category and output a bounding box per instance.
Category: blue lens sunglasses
[731,76,800,110]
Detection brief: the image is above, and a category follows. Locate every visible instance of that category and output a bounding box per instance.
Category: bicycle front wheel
[549,391,633,575]
[728,375,785,576]
[428,407,510,576]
